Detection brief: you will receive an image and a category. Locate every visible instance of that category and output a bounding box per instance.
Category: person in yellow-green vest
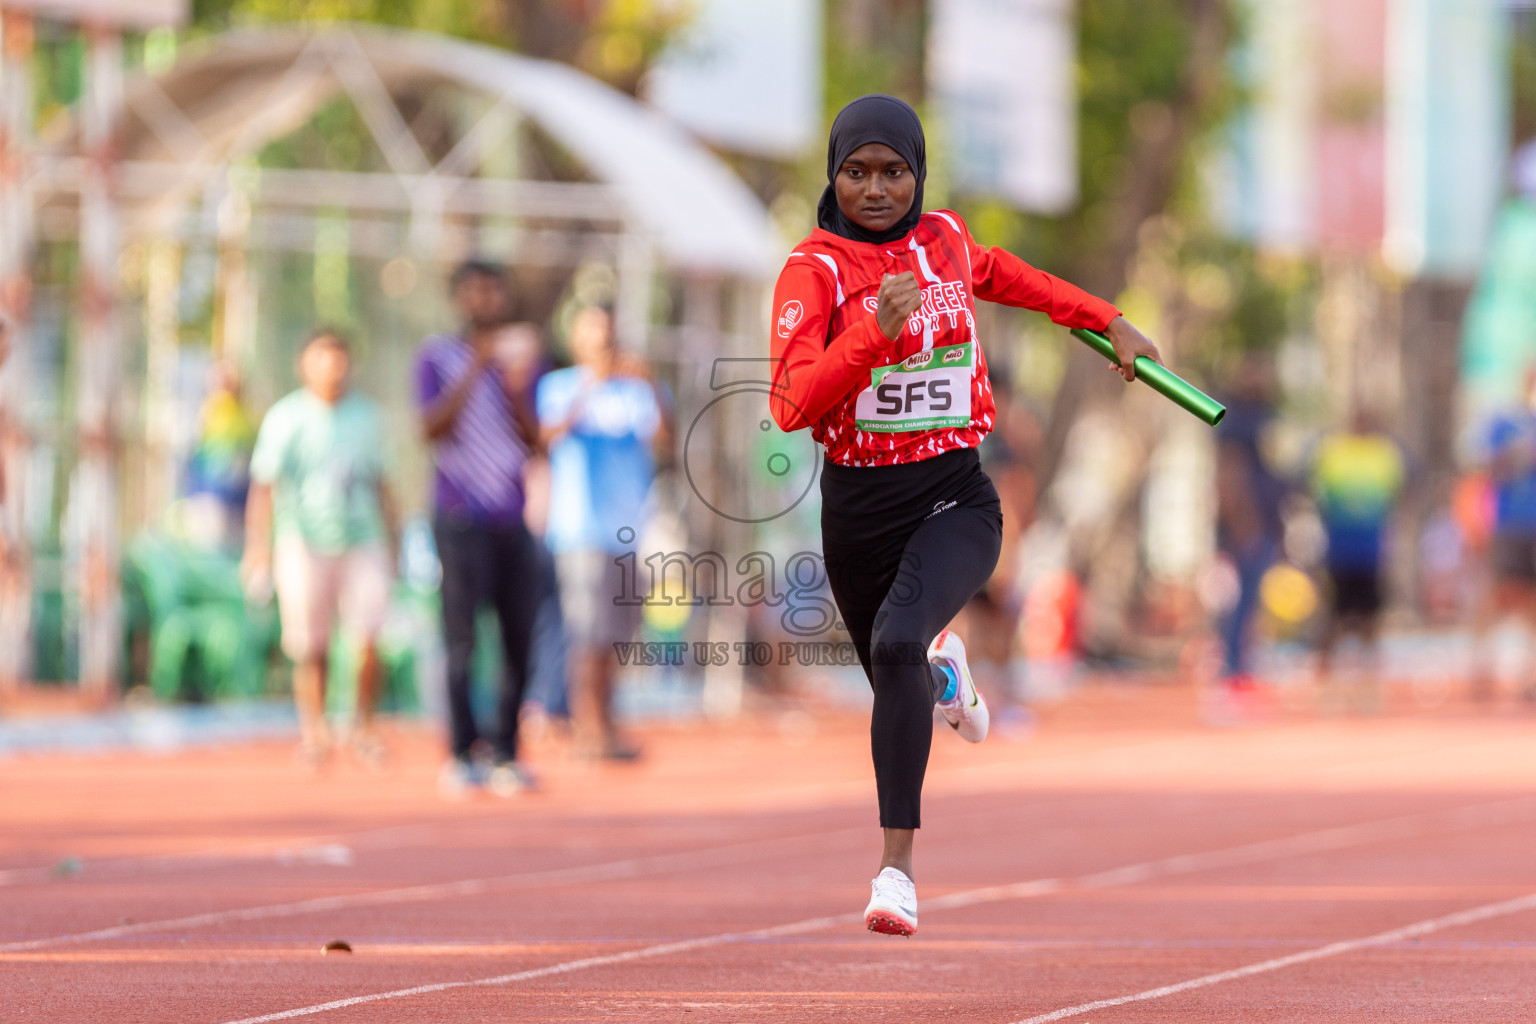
[1310,411,1406,702]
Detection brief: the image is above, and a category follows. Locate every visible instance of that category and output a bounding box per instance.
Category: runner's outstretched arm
[966,229,1161,380]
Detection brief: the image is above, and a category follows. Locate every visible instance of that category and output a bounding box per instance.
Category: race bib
[854,342,973,433]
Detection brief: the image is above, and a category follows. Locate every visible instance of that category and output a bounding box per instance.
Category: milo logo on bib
[855,342,973,433]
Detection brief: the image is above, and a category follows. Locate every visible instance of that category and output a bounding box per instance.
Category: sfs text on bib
[854,342,973,433]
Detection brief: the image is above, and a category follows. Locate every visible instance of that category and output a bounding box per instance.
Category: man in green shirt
[242,330,397,767]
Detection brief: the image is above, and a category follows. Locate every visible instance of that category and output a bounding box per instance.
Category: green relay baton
[1070,328,1226,426]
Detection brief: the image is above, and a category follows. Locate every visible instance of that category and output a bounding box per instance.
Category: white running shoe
[929,629,989,743]
[488,761,537,798]
[864,866,918,936]
[437,757,482,800]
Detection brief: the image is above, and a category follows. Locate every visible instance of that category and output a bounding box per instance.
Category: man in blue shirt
[1213,362,1288,691]
[1474,373,1536,700]
[538,305,668,760]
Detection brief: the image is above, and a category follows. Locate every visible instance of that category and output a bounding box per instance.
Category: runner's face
[835,143,915,234]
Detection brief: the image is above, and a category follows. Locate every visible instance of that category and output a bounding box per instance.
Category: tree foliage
[1516,11,1536,148]
[190,0,688,94]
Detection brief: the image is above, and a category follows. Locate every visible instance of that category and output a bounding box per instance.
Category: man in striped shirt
[416,261,542,797]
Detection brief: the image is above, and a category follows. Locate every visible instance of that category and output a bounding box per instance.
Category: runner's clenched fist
[876,271,922,340]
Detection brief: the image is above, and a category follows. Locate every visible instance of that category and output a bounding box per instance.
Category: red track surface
[4,684,1535,1022]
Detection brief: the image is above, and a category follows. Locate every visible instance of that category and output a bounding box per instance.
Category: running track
[3,684,1534,1022]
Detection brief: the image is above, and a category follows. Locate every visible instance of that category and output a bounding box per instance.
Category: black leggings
[820,448,1003,829]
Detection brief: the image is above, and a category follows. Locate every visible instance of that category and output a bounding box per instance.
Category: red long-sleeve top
[769,209,1120,467]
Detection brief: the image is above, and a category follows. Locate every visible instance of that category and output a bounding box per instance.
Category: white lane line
[221,912,864,1024]
[929,793,1536,910]
[208,796,1536,1024]
[0,820,453,887]
[0,732,1179,888]
[1008,891,1536,1024]
[0,826,868,954]
[14,794,1534,957]
[1,715,1514,889]
[0,782,1143,950]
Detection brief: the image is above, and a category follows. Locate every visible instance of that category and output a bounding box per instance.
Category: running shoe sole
[865,909,917,936]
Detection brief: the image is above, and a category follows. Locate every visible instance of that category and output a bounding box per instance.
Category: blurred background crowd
[2,0,1536,778]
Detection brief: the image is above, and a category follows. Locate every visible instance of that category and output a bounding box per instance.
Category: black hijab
[816,94,926,244]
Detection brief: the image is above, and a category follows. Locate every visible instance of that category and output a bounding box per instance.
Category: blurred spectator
[1471,369,1536,701]
[0,316,10,572]
[1213,359,1288,690]
[241,329,397,769]
[184,361,257,549]
[416,263,541,797]
[494,322,571,725]
[1415,473,1497,624]
[537,305,667,761]
[0,316,22,694]
[969,376,1042,704]
[1418,484,1472,625]
[0,314,8,503]
[62,429,122,701]
[1310,411,1406,701]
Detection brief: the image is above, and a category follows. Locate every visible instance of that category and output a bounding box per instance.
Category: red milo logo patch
[942,347,965,363]
[777,300,804,338]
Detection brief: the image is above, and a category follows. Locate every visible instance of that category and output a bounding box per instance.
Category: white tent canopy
[43,24,781,278]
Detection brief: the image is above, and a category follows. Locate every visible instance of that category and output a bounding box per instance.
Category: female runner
[769,95,1163,935]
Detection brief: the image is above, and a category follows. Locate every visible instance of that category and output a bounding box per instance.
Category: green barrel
[1070,328,1226,426]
